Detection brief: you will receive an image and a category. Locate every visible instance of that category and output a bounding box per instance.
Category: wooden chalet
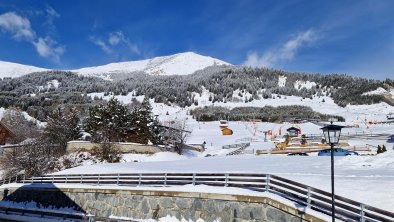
[0,122,16,145]
[286,126,301,137]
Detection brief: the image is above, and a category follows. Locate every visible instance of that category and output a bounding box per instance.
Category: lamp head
[321,124,344,144]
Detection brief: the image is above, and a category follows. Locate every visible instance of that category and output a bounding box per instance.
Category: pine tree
[377,145,382,154]
[85,97,131,142]
[382,145,387,153]
[131,97,155,144]
[44,106,80,155]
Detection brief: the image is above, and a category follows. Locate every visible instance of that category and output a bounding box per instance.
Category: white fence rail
[223,142,251,156]
[1,173,393,222]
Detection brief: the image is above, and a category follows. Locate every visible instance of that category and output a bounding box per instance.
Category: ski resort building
[221,127,233,135]
[286,126,301,137]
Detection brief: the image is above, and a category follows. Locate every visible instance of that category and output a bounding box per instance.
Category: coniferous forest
[0,65,392,121]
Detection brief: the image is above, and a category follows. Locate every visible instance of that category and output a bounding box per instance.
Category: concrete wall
[66,141,164,154]
[0,186,325,222]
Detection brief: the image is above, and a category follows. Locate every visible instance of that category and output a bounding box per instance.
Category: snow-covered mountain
[0,61,48,78]
[71,52,230,78]
[0,52,230,79]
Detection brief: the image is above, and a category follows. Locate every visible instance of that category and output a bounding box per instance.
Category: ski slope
[71,52,230,79]
[0,61,47,78]
[0,52,230,79]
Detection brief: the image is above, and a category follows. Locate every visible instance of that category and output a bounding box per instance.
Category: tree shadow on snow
[0,183,86,220]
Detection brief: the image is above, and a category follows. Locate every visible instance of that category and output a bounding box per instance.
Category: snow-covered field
[70,91,394,213]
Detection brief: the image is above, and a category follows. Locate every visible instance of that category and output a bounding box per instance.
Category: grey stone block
[193,199,202,210]
[175,198,192,209]
[149,198,160,210]
[160,197,174,209]
[267,207,291,222]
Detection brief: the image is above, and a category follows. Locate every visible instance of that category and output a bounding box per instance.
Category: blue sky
[0,0,393,79]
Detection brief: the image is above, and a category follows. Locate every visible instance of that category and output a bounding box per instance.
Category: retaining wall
[66,141,163,154]
[0,186,325,222]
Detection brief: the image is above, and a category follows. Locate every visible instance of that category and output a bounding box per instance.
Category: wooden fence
[1,173,393,221]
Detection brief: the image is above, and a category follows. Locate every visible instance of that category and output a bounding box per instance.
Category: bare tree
[92,138,121,163]
[160,118,191,155]
[0,139,56,178]
[1,107,40,144]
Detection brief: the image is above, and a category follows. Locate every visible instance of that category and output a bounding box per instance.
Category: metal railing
[222,142,250,149]
[2,172,393,221]
[223,142,250,156]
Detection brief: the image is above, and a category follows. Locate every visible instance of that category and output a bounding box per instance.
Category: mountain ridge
[0,52,231,79]
[0,61,48,78]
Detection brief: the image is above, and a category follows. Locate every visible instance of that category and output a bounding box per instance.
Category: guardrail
[2,172,393,221]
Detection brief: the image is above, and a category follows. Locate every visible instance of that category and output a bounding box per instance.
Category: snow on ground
[293,80,317,90]
[188,89,394,123]
[122,152,190,163]
[362,87,388,96]
[0,107,5,119]
[54,149,394,212]
[47,79,60,89]
[86,91,394,153]
[0,61,48,78]
[87,88,394,124]
[21,111,47,128]
[71,52,230,79]
[278,75,287,87]
[0,107,46,128]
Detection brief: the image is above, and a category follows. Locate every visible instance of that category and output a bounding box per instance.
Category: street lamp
[321,124,344,222]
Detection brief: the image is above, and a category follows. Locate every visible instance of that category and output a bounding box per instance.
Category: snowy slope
[71,52,230,78]
[0,52,230,79]
[0,61,47,78]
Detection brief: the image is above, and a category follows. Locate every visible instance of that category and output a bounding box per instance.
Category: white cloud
[91,31,140,55]
[0,12,35,40]
[34,37,65,62]
[90,36,112,53]
[44,5,60,28]
[108,31,123,46]
[45,5,60,19]
[244,29,318,67]
[0,11,64,62]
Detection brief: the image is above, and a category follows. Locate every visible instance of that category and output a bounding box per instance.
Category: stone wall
[66,141,164,154]
[0,186,325,222]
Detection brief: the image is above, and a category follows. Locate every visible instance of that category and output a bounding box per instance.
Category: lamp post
[321,124,344,222]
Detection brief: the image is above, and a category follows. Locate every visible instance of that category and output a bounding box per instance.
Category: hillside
[0,66,393,122]
[0,52,230,79]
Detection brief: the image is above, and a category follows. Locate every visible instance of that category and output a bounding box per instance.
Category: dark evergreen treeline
[0,66,392,121]
[191,105,345,122]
